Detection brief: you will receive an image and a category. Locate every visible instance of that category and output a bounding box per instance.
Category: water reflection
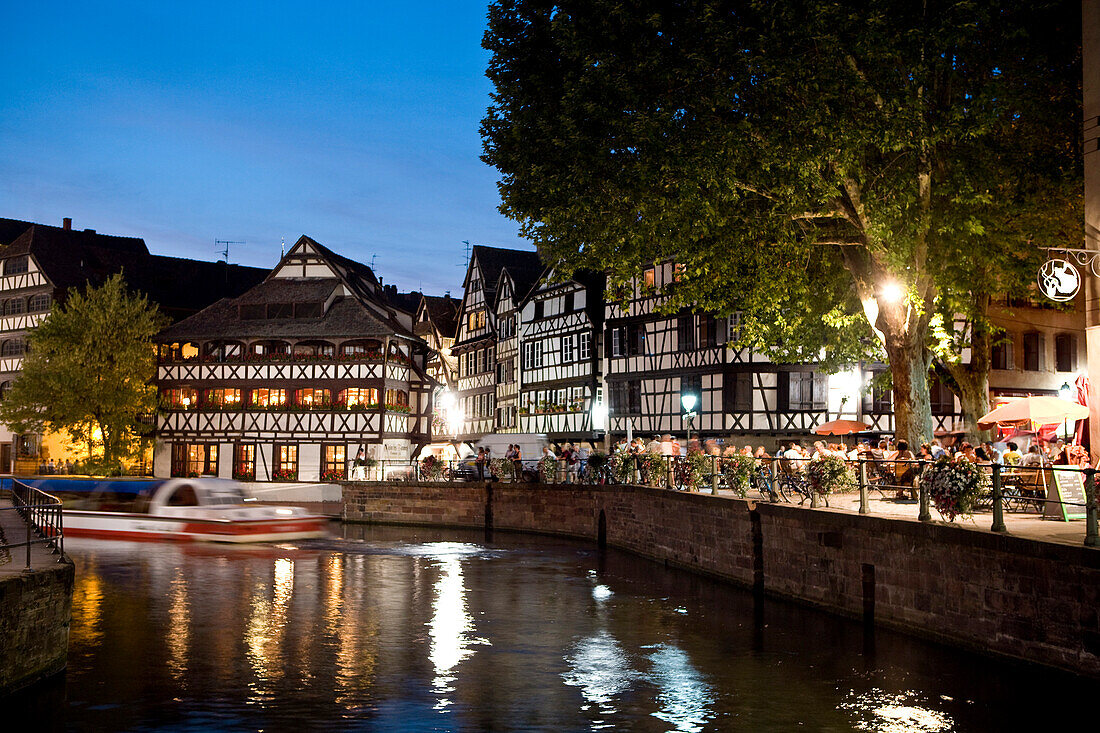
[16,529,1093,732]
[562,629,639,727]
[841,688,954,732]
[646,643,713,733]
[428,544,488,710]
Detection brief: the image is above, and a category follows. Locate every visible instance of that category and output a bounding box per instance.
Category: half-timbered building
[601,262,948,442]
[0,217,266,472]
[414,294,460,387]
[451,245,541,441]
[518,271,605,443]
[153,235,434,480]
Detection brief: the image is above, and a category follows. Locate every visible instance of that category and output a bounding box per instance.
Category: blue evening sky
[0,1,531,295]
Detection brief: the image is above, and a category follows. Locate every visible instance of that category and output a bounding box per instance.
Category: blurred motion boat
[24,477,330,543]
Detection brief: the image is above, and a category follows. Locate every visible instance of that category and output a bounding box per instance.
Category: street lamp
[1060,381,1073,440]
[681,392,698,445]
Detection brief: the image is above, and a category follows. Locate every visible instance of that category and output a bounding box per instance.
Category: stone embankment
[344,481,1100,676]
[0,555,73,696]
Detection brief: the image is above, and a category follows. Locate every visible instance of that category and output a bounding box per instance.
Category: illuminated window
[385,388,409,407]
[274,444,297,478]
[162,387,198,408]
[249,388,287,407]
[643,268,655,288]
[323,444,346,478]
[294,388,331,408]
[234,444,256,479]
[203,388,241,407]
[339,387,379,407]
[171,443,217,477]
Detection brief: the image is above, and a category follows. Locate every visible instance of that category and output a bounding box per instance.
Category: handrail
[0,479,64,569]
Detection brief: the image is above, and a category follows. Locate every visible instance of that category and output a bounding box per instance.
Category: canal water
[4,524,1095,731]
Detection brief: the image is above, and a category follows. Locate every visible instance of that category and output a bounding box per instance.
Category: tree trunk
[884,336,935,448]
[954,370,991,444]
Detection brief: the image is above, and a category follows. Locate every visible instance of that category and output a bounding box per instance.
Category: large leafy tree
[0,274,168,472]
[482,0,1081,446]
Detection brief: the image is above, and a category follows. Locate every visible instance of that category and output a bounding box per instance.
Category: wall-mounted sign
[1037,259,1081,302]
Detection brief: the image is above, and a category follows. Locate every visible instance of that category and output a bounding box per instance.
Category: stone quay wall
[343,481,1100,676]
[0,559,75,696]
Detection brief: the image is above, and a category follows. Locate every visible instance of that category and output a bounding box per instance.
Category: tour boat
[25,477,331,543]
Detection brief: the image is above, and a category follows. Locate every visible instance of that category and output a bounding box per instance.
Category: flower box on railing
[272,469,298,482]
[385,404,411,414]
[320,469,345,482]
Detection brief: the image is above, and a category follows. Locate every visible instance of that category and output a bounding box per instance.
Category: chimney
[62,218,72,230]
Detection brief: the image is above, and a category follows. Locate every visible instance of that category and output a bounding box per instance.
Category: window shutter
[812,373,828,410]
[1072,335,1079,371]
[1006,338,1014,370]
[1038,333,1046,371]
[716,316,727,345]
[777,372,790,412]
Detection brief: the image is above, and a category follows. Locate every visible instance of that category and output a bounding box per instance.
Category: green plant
[921,457,989,521]
[539,455,557,483]
[722,454,757,498]
[807,455,856,497]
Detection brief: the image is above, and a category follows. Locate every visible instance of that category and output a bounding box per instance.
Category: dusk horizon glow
[0,1,532,296]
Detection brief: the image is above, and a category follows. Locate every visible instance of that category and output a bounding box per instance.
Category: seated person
[1001,441,1022,466]
[1019,445,1044,467]
[892,439,917,499]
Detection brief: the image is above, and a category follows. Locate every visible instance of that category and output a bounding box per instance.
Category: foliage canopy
[482,0,1081,445]
[0,274,169,473]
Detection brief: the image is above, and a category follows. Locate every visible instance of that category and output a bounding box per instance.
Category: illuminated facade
[153,235,435,480]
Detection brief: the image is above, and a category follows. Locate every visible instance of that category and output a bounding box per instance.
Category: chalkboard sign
[1046,467,1089,521]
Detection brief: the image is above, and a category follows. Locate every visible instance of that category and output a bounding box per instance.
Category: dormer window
[4,256,28,276]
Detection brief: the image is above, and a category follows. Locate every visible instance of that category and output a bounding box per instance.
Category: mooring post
[991,462,1007,533]
[1085,469,1098,547]
[858,459,869,515]
[917,460,931,522]
[711,455,719,495]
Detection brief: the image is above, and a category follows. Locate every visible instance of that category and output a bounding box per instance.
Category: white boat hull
[65,509,330,543]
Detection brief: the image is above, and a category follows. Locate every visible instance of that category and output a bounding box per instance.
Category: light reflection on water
[8,525,1093,731]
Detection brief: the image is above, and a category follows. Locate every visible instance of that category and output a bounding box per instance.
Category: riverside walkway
[0,493,62,574]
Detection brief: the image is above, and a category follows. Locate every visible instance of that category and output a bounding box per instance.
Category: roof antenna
[370,253,377,270]
[215,239,244,262]
[462,239,471,269]
[280,237,285,259]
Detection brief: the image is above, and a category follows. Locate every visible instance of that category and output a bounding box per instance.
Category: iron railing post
[711,455,719,495]
[918,460,931,522]
[1085,468,1098,548]
[991,462,1007,533]
[858,458,868,514]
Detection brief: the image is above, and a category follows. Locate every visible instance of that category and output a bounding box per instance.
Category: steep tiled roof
[0,218,35,246]
[159,293,397,341]
[472,245,542,308]
[419,294,460,339]
[0,221,267,321]
[160,236,423,345]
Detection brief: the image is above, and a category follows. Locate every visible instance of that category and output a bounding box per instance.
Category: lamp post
[1060,381,1073,440]
[591,400,609,451]
[681,392,698,445]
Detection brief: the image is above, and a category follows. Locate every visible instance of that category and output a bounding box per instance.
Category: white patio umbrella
[976,396,1089,431]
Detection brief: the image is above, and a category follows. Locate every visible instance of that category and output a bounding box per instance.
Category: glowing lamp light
[1060,382,1073,401]
[880,283,903,304]
[591,401,608,430]
[681,393,697,413]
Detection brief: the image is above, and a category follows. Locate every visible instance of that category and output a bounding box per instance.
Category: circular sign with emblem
[1037,259,1081,302]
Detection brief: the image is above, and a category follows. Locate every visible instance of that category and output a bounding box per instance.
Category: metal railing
[0,479,65,569]
[343,454,1100,547]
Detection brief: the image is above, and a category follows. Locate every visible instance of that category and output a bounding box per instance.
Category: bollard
[858,459,868,515]
[711,455,719,495]
[1085,469,1098,548]
[991,462,1007,533]
[918,460,931,521]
